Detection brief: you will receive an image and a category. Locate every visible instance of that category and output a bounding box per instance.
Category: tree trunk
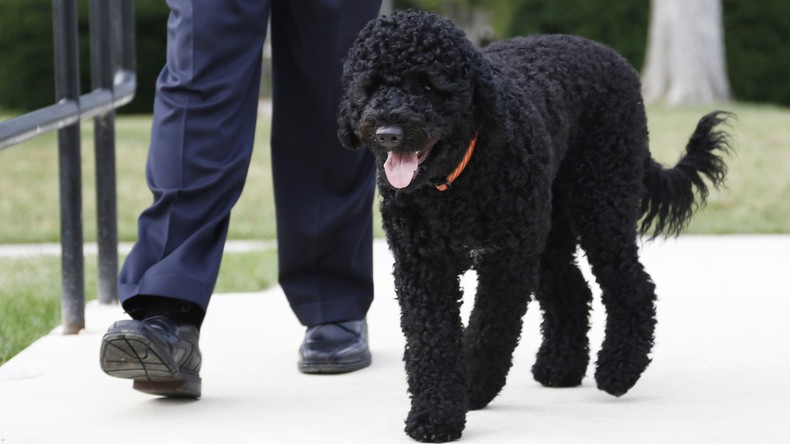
[642,0,731,106]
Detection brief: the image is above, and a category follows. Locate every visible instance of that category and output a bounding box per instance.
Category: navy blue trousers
[118,0,381,326]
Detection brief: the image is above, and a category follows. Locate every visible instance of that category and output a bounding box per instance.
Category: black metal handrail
[0,0,136,334]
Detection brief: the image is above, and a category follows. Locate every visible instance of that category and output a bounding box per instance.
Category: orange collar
[434,132,479,191]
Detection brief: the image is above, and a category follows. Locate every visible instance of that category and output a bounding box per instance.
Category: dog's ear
[337,23,377,151]
[337,89,362,150]
[337,47,372,150]
[473,58,508,144]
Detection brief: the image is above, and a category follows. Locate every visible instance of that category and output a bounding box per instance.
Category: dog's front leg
[394,260,467,443]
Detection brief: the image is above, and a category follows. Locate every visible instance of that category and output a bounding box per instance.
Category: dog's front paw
[405,407,465,442]
[532,342,589,388]
[595,336,652,397]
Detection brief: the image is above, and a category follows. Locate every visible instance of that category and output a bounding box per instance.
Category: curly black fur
[639,111,734,237]
[338,10,733,442]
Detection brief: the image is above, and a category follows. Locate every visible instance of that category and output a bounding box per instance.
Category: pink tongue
[384,151,419,188]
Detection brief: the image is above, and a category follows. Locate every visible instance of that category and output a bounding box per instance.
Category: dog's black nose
[375,126,403,149]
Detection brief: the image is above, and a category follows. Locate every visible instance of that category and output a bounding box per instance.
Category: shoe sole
[100,331,201,398]
[298,355,372,374]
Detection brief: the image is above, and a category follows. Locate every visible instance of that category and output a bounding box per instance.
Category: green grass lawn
[645,103,790,234]
[0,114,278,243]
[1,103,787,244]
[0,102,788,364]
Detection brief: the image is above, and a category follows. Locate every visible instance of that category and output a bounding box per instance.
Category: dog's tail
[639,111,734,238]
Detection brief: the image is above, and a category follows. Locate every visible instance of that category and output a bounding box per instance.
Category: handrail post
[1,0,136,332]
[90,0,119,305]
[52,0,85,334]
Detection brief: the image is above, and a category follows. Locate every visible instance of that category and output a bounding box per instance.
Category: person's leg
[118,0,270,319]
[270,0,380,328]
[102,0,270,396]
[270,0,381,374]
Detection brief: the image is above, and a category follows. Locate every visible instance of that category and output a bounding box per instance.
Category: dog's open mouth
[383,145,433,189]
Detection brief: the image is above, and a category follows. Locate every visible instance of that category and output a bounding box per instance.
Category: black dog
[338,10,732,443]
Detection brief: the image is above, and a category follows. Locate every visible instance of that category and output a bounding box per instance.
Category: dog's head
[338,10,505,192]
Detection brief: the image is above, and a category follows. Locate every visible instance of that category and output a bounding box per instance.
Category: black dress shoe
[99,301,202,398]
[298,320,371,374]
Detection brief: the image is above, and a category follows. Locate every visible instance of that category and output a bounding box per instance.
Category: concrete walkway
[1,237,788,443]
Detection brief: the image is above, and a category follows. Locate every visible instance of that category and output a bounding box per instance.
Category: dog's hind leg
[584,233,656,397]
[532,207,592,388]
[571,197,657,397]
[565,104,657,396]
[464,254,536,410]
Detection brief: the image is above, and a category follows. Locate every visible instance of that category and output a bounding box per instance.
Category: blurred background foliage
[0,0,168,113]
[0,0,788,112]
